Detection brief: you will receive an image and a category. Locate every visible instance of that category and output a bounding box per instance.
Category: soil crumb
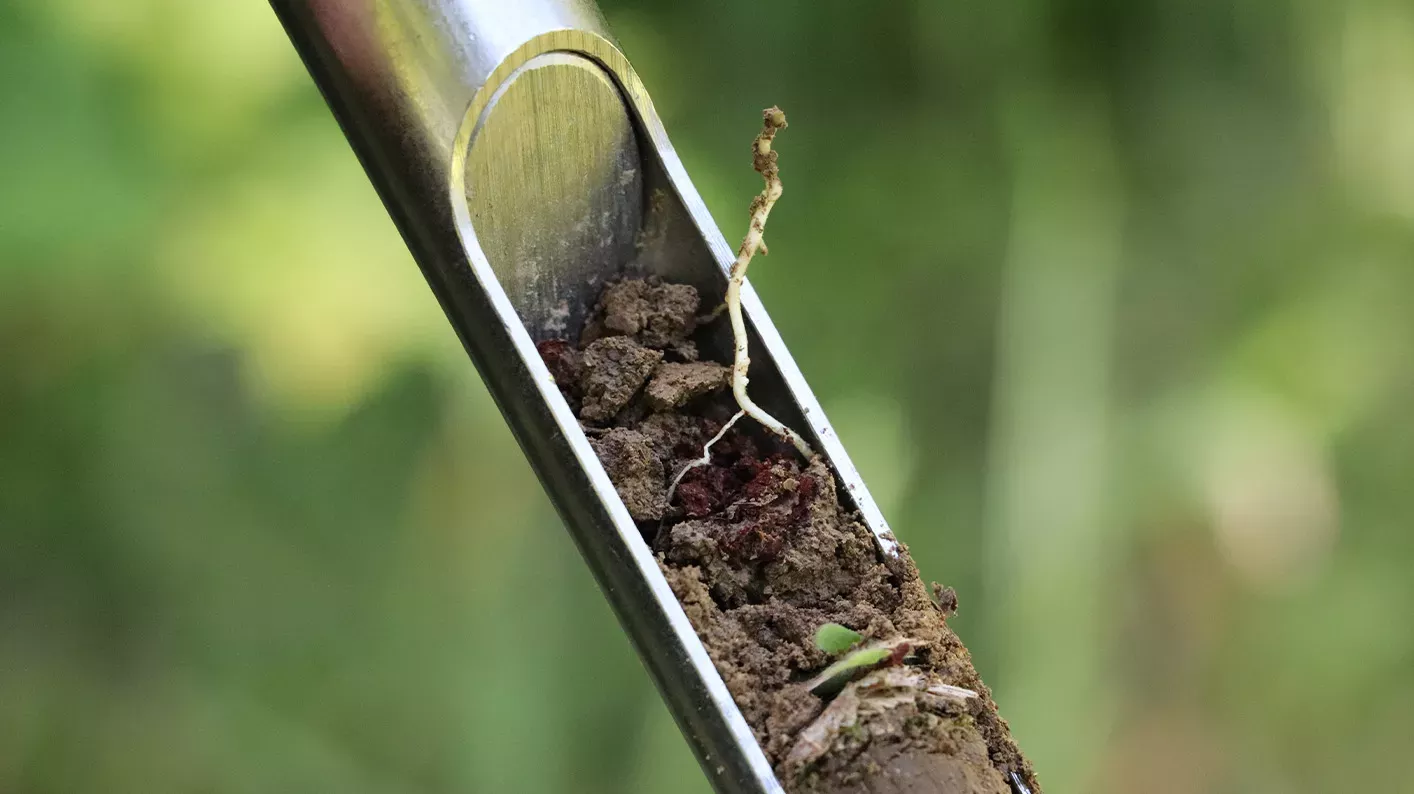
[543,277,1039,793]
[582,277,700,349]
[588,428,666,521]
[579,337,662,422]
[646,361,733,411]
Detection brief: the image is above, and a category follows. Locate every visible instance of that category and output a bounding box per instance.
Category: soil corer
[269,2,945,792]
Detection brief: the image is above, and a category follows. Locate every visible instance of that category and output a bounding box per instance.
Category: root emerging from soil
[722,107,813,460]
[538,274,1040,793]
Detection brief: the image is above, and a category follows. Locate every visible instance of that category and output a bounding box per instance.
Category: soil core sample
[539,278,1040,794]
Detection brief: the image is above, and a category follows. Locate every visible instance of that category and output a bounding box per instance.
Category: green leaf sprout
[814,622,863,655]
[806,647,895,697]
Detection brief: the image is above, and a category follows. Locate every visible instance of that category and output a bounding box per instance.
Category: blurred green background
[3,1,1413,792]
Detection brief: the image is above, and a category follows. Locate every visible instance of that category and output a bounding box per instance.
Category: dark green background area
[3,1,1413,792]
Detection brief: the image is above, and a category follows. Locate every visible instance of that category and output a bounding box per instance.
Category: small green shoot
[814,623,863,655]
[806,646,895,697]
[808,624,914,696]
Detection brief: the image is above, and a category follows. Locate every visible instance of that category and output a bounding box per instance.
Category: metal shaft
[266,3,782,791]
[268,3,907,791]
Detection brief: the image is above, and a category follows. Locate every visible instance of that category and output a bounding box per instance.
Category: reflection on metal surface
[466,54,641,339]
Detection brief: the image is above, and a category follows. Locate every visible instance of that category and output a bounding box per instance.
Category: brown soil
[539,278,1040,794]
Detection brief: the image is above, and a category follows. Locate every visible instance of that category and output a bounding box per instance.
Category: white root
[665,409,745,506]
[665,108,813,510]
[725,107,813,459]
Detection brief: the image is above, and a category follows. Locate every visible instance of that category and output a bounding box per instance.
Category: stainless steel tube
[268,3,906,791]
[266,3,784,791]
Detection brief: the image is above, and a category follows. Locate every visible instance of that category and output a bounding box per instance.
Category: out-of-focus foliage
[2,1,1412,792]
